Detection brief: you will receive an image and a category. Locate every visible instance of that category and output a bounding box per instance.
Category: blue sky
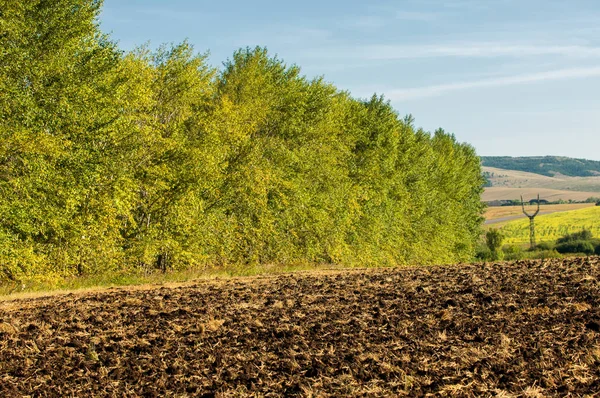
[100,0,600,160]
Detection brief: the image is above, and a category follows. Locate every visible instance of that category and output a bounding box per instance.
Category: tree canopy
[0,0,485,284]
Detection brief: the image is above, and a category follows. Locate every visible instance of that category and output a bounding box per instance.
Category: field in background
[482,165,600,203]
[483,187,599,202]
[485,203,595,224]
[483,166,600,193]
[497,206,600,244]
[1,259,600,396]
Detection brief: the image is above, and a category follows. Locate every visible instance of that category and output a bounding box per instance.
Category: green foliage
[475,243,492,262]
[556,229,593,244]
[502,244,523,260]
[485,229,504,260]
[552,229,598,256]
[555,240,595,255]
[532,250,562,260]
[533,241,555,251]
[500,245,562,261]
[0,2,486,285]
[0,0,127,279]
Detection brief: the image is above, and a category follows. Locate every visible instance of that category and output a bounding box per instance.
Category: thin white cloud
[385,66,600,100]
[231,27,333,47]
[342,5,440,28]
[413,0,519,11]
[361,43,600,60]
[301,42,600,63]
[395,10,439,22]
[136,7,212,21]
[346,15,387,29]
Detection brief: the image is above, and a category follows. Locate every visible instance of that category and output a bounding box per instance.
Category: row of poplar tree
[0,0,485,283]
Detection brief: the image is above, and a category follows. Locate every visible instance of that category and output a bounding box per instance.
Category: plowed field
[2,258,600,397]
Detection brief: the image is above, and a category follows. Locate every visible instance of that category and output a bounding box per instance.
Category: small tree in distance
[486,228,505,261]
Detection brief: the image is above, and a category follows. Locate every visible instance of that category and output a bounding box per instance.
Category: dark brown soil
[2,258,600,397]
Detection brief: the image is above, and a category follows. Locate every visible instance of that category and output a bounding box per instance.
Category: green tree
[118,42,215,272]
[0,3,487,284]
[485,229,505,261]
[203,47,357,265]
[0,0,128,281]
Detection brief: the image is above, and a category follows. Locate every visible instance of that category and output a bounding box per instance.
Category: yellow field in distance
[485,203,595,222]
[497,206,600,245]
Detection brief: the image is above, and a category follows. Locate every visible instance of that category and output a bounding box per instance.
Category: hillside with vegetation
[481,159,600,203]
[0,0,485,286]
[482,156,600,177]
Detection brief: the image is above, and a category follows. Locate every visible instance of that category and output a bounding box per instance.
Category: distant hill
[482,166,600,193]
[482,157,600,203]
[481,156,600,177]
